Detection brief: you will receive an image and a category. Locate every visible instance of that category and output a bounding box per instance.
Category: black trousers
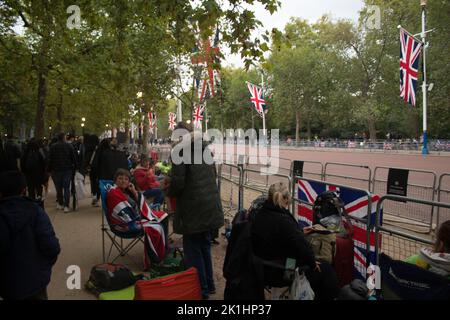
[26,177,43,200]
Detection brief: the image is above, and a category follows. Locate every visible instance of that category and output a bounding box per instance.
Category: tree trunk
[306,116,311,141]
[35,70,47,139]
[124,121,130,146]
[55,83,63,134]
[295,110,301,145]
[368,116,377,141]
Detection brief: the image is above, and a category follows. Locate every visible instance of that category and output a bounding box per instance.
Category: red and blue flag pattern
[297,179,382,280]
[400,28,422,106]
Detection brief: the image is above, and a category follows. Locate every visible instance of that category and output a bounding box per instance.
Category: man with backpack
[0,171,60,300]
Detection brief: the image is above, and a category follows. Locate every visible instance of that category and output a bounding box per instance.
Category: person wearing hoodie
[406,220,450,278]
[133,156,164,206]
[0,171,61,300]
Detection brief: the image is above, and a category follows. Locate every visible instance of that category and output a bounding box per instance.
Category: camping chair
[99,180,145,264]
[378,253,450,300]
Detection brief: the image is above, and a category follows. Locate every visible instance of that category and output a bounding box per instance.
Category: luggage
[85,263,143,296]
[134,267,202,300]
[149,247,185,277]
[333,220,354,288]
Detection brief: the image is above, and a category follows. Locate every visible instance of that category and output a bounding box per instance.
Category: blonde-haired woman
[251,182,340,300]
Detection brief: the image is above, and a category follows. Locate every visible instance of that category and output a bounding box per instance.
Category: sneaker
[91,198,99,207]
[56,204,63,210]
[64,207,70,213]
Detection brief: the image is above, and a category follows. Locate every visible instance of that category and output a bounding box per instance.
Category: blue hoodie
[0,196,60,299]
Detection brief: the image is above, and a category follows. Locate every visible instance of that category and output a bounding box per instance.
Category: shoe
[91,198,99,207]
[64,207,70,213]
[209,289,216,295]
[56,204,63,210]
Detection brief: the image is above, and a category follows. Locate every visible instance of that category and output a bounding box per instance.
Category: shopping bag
[74,171,86,200]
[289,268,315,300]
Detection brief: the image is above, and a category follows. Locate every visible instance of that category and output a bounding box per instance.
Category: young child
[406,220,450,278]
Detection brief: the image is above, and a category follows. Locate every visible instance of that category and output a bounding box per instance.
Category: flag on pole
[148,112,157,134]
[168,112,176,131]
[192,27,221,102]
[400,28,423,106]
[247,82,267,118]
[192,105,205,129]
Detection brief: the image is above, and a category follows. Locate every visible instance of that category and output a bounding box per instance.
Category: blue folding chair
[378,253,450,300]
[99,180,145,264]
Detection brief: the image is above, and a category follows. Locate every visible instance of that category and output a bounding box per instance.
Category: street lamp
[82,117,86,122]
[186,120,191,124]
[136,92,143,99]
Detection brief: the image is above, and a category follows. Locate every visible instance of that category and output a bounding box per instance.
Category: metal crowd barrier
[437,173,450,227]
[292,176,374,268]
[374,195,450,264]
[372,166,437,233]
[218,163,244,211]
[324,162,372,190]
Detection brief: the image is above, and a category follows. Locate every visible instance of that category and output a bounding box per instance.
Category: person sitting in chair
[133,156,164,207]
[251,182,340,300]
[406,220,450,278]
[106,169,167,265]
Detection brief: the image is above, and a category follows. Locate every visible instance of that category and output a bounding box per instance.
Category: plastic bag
[289,268,315,300]
[74,172,86,200]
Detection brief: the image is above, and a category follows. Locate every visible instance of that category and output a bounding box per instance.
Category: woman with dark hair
[20,139,46,200]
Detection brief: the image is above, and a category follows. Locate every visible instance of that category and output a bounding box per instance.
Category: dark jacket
[48,141,77,172]
[0,196,60,299]
[0,139,21,172]
[168,133,224,235]
[92,148,128,181]
[21,148,46,183]
[251,201,316,287]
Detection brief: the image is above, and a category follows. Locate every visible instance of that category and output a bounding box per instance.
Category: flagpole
[261,73,267,145]
[421,0,428,155]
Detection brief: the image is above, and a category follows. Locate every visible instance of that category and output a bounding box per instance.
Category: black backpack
[85,263,143,295]
[24,149,43,173]
[312,191,346,226]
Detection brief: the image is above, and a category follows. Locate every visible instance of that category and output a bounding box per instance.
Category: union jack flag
[168,112,176,131]
[192,105,205,129]
[247,82,267,118]
[297,179,382,280]
[400,28,423,106]
[148,112,157,134]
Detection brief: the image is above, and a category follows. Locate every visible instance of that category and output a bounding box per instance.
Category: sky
[223,0,365,67]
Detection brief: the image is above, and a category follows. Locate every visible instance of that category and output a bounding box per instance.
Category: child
[406,220,450,278]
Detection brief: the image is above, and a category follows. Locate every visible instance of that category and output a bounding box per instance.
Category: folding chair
[99,180,145,264]
[378,253,450,300]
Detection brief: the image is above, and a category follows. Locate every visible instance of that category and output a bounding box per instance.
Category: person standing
[20,139,46,200]
[0,171,60,300]
[0,135,21,172]
[168,122,224,299]
[48,133,77,213]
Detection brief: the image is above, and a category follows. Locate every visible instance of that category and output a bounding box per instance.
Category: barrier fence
[374,195,450,263]
[372,167,437,233]
[324,162,372,190]
[437,174,450,228]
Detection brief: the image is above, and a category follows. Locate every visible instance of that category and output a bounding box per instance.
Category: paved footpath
[46,180,226,300]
